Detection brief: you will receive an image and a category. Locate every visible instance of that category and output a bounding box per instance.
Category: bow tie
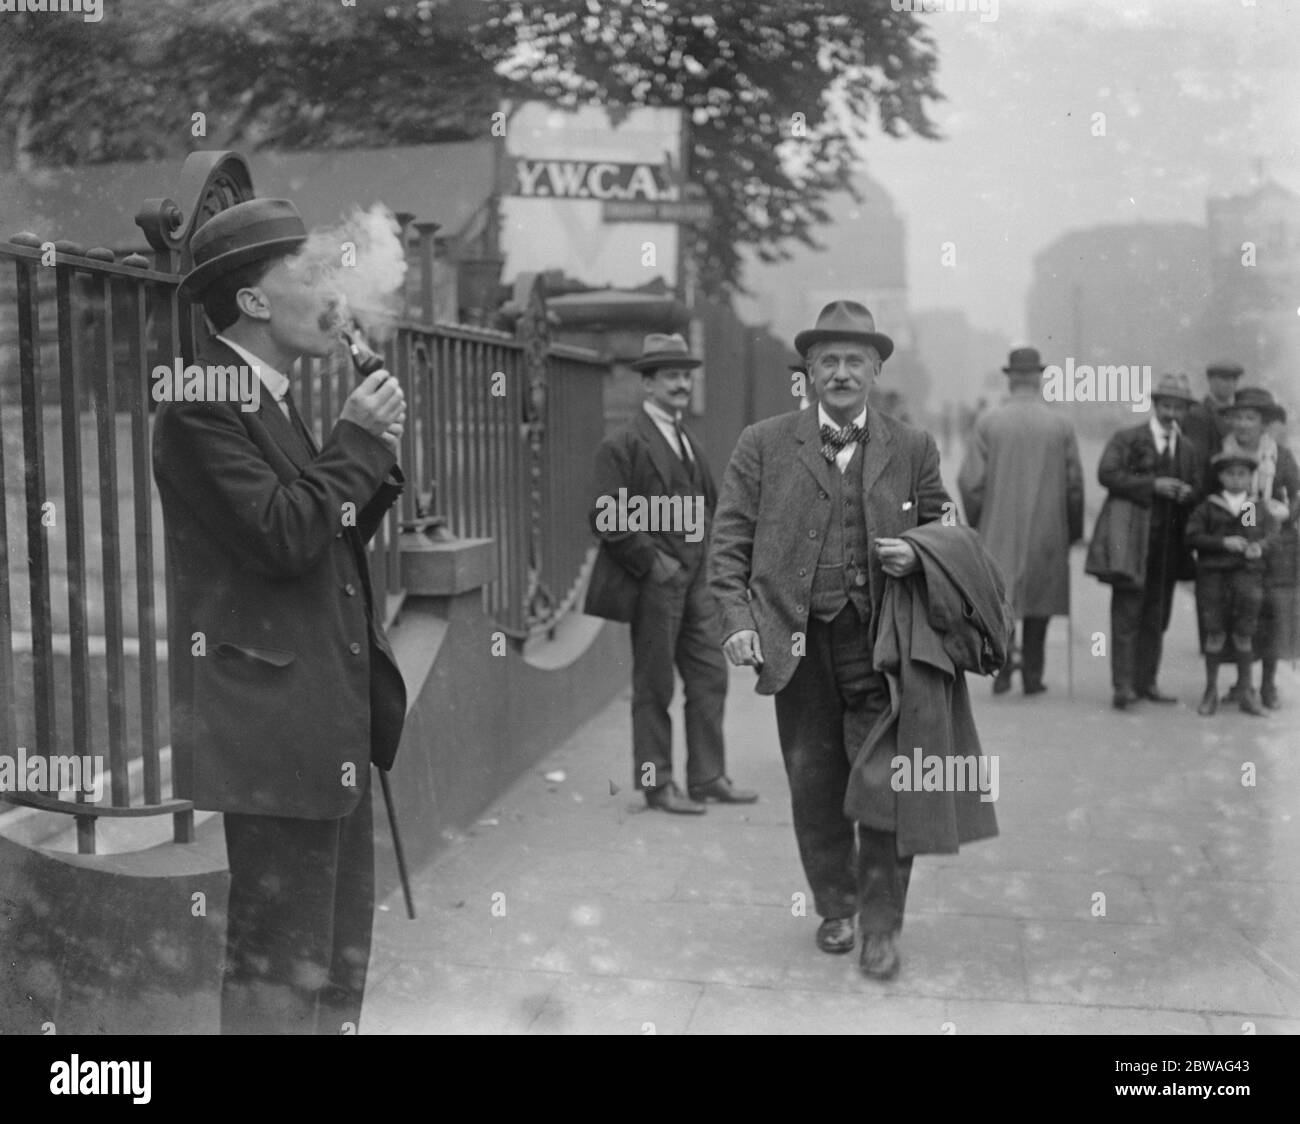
[820,422,865,464]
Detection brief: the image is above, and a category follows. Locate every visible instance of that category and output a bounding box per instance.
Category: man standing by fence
[153,198,408,1033]
[583,333,757,814]
[958,346,1084,695]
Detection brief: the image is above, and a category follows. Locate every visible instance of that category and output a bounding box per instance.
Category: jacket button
[820,492,828,500]
[798,567,807,577]
[796,604,806,615]
[344,583,357,596]
[349,642,362,655]
[808,529,817,538]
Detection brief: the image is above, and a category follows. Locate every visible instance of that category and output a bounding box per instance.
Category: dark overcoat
[583,409,717,622]
[1096,422,1203,583]
[153,338,407,819]
[708,405,950,696]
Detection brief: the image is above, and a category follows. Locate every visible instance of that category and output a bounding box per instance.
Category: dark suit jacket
[153,338,407,819]
[1097,422,1203,582]
[708,405,951,695]
[583,409,717,622]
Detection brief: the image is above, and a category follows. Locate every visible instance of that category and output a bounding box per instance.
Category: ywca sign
[510,158,678,202]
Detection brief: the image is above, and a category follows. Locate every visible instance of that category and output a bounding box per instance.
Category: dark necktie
[282,386,319,457]
[1157,436,1173,474]
[820,422,865,465]
[672,417,693,465]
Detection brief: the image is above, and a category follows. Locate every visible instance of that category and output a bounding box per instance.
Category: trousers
[630,552,728,791]
[773,606,913,932]
[220,774,375,1035]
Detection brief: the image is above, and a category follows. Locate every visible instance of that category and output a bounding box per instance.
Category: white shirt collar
[216,335,290,403]
[643,399,680,427]
[818,404,868,432]
[1149,415,1178,453]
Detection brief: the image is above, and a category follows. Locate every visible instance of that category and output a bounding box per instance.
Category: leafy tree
[0,0,940,296]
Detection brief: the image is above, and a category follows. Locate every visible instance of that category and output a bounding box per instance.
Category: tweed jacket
[153,338,407,819]
[709,405,950,695]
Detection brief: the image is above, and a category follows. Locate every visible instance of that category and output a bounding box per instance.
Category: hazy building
[1205,178,1300,412]
[912,307,1010,409]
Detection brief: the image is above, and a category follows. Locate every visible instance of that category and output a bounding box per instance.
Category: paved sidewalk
[364,550,1300,1034]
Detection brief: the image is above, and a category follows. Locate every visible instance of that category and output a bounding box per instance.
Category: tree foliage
[0,0,941,295]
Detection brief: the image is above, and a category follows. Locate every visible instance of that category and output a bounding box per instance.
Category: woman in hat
[1219,388,1300,708]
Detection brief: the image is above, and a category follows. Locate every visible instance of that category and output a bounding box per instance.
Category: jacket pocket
[213,641,297,668]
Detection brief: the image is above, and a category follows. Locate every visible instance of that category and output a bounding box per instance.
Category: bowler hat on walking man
[629,332,703,372]
[1002,346,1047,374]
[1206,360,1245,381]
[177,198,309,302]
[794,301,894,362]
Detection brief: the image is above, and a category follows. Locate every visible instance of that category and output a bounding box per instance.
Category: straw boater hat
[794,301,894,362]
[1002,346,1047,374]
[177,198,309,302]
[1226,387,1287,424]
[1150,372,1196,403]
[629,333,702,372]
[1211,449,1259,473]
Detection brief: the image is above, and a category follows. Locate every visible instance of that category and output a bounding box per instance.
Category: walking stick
[379,769,417,921]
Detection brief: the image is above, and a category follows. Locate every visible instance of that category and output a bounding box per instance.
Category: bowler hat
[177,198,309,302]
[1206,360,1244,380]
[1002,346,1047,374]
[1226,386,1286,424]
[1211,449,1259,473]
[794,301,894,362]
[629,332,702,372]
[1151,372,1196,404]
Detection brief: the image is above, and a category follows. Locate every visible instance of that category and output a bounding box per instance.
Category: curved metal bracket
[134,150,255,270]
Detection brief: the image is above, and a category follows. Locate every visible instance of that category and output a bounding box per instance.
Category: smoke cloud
[296,204,408,341]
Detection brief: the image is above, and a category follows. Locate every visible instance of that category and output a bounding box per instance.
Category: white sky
[747,0,1300,342]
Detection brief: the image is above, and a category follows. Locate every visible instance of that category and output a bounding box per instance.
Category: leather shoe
[688,776,758,804]
[1261,682,1280,709]
[1197,687,1218,717]
[992,669,1013,695]
[1023,681,1048,696]
[1112,688,1138,710]
[1223,682,1244,705]
[644,782,706,815]
[816,917,855,954]
[859,932,901,980]
[1140,687,1178,703]
[1239,688,1268,717]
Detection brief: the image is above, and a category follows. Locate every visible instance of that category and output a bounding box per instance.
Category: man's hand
[380,420,404,458]
[1153,476,1184,500]
[341,369,406,446]
[1243,540,1263,561]
[875,537,920,577]
[723,629,764,668]
[1223,535,1248,554]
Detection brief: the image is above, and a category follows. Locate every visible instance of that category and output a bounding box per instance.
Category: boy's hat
[1211,449,1259,473]
[177,198,308,302]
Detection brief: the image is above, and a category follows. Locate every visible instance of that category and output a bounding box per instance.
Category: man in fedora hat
[1183,361,1244,485]
[153,197,408,1033]
[584,332,757,813]
[1096,372,1203,710]
[959,346,1084,695]
[710,301,999,980]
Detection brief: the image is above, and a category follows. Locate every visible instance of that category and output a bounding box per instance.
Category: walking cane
[379,769,417,920]
[342,326,417,920]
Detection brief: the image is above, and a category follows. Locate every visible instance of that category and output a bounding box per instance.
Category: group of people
[588,301,1007,983]
[153,192,1291,1032]
[957,351,1297,717]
